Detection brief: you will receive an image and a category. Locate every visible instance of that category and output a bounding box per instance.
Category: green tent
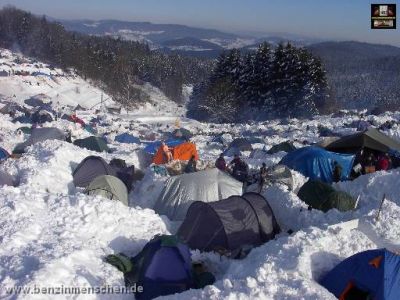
[85,175,128,206]
[267,141,296,154]
[73,136,110,153]
[297,180,356,212]
[325,128,400,153]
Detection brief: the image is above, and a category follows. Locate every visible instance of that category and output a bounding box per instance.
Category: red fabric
[377,157,389,171]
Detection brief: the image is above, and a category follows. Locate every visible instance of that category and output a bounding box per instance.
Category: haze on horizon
[1,0,400,46]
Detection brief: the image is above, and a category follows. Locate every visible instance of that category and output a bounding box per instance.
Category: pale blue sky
[1,0,400,45]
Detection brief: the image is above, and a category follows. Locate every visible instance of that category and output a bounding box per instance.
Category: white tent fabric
[154,168,243,221]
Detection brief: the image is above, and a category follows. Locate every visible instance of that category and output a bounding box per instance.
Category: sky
[1,0,400,46]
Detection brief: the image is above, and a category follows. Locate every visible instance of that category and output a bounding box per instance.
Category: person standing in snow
[332,161,342,183]
[184,155,197,173]
[215,153,227,171]
[161,141,173,163]
[259,163,268,192]
[363,153,377,174]
[377,153,391,171]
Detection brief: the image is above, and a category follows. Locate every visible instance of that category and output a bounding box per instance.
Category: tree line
[0,6,213,107]
[188,43,333,122]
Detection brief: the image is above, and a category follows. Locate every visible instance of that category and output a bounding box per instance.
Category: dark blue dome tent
[106,235,215,300]
[280,146,355,183]
[321,249,400,300]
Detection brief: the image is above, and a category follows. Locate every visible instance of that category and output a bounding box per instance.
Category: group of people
[353,150,392,177]
[215,153,251,183]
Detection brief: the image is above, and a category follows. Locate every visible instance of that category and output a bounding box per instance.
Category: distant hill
[307,41,400,110]
[59,19,322,56]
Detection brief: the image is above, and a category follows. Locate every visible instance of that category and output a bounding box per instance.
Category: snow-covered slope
[1,48,400,299]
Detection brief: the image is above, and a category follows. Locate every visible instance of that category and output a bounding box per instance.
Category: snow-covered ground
[1,48,400,299]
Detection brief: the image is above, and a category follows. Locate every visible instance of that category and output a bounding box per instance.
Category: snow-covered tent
[0,170,16,186]
[154,168,243,221]
[177,193,280,257]
[13,127,66,154]
[171,128,193,140]
[267,141,296,154]
[73,136,110,153]
[85,175,128,206]
[24,97,45,107]
[224,138,253,156]
[73,156,116,188]
[31,110,53,124]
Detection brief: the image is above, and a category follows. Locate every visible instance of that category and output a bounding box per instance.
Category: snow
[1,48,400,299]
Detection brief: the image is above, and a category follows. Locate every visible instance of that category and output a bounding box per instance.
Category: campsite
[0,7,400,299]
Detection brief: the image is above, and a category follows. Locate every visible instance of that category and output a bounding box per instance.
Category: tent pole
[375,194,386,222]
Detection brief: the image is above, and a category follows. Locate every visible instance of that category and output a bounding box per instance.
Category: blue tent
[280,146,355,183]
[321,249,400,300]
[0,147,9,161]
[115,133,140,144]
[144,139,185,155]
[128,235,193,300]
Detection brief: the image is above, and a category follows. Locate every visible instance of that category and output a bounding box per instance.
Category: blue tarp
[115,133,140,144]
[280,146,355,183]
[321,249,400,300]
[144,139,185,155]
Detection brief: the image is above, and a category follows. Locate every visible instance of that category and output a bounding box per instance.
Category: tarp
[321,249,400,300]
[73,156,116,188]
[13,127,66,154]
[152,142,198,165]
[115,133,141,144]
[144,139,185,155]
[326,128,400,154]
[154,168,243,221]
[85,175,128,206]
[298,180,356,212]
[280,146,355,183]
[177,192,280,256]
[73,136,110,153]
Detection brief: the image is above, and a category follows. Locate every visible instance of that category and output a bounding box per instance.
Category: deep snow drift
[1,48,400,299]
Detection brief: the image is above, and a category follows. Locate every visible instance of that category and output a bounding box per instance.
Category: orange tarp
[152,142,199,165]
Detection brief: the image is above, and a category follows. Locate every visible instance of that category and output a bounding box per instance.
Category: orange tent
[152,142,199,165]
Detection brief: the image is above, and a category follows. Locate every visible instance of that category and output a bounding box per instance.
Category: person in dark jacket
[259,162,268,192]
[215,153,227,171]
[332,161,342,183]
[184,155,197,173]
